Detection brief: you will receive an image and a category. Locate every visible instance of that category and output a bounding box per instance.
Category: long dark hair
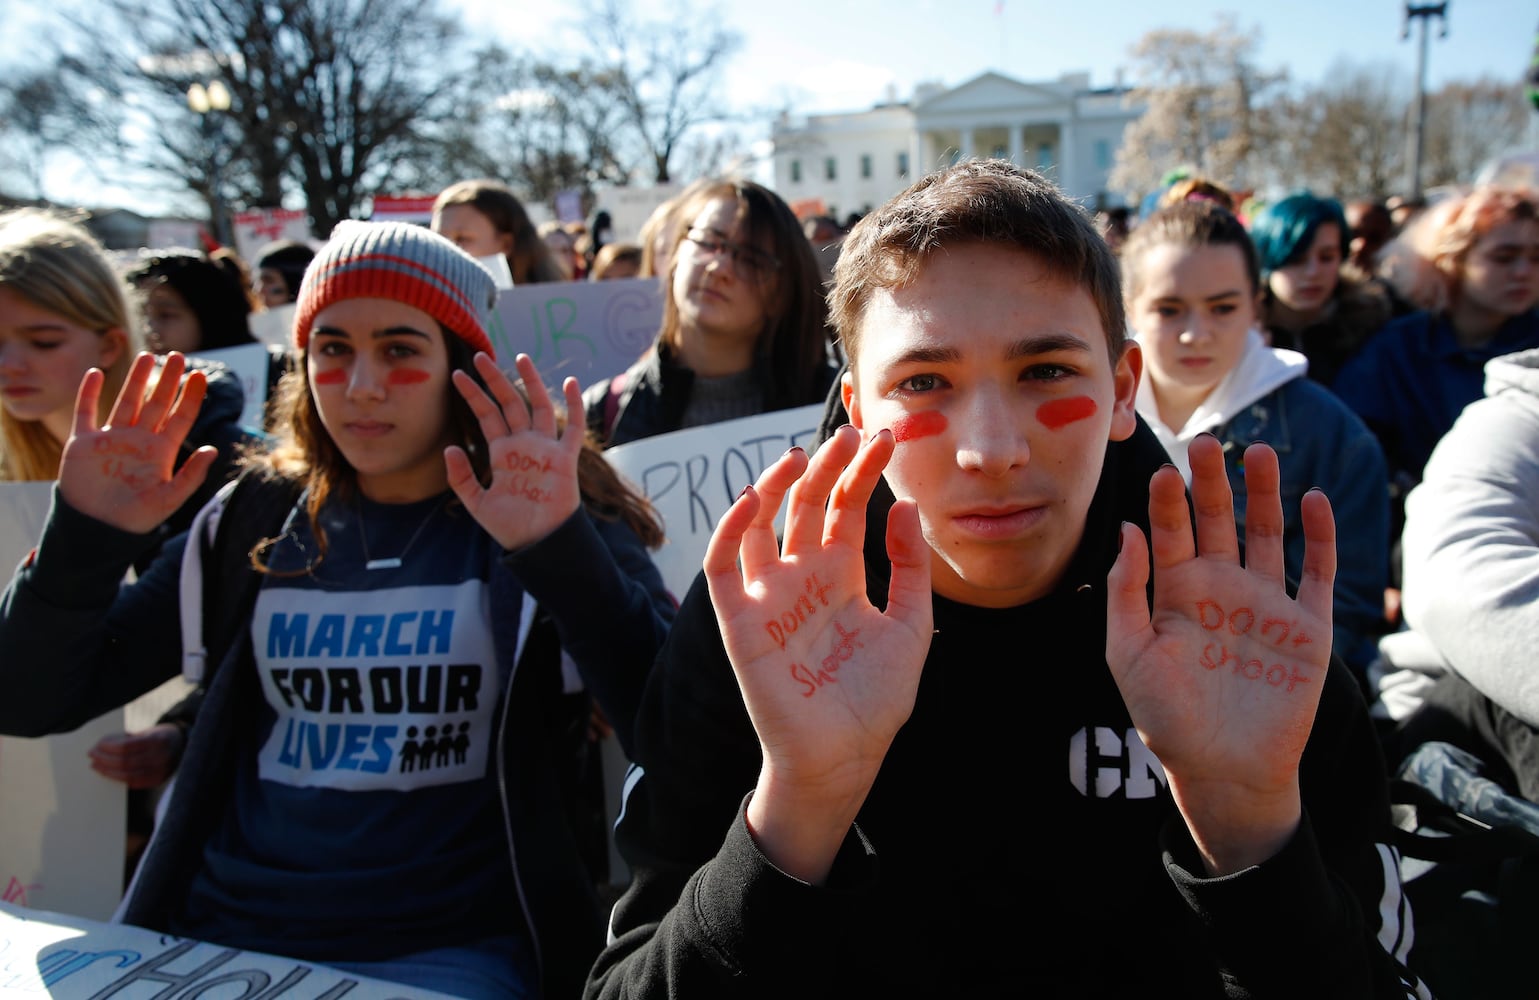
[659,178,837,410]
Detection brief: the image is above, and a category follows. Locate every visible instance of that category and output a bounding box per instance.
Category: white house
[770,70,1142,221]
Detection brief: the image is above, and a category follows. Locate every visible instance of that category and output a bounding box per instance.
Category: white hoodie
[1372,348,1539,727]
[1134,328,1308,482]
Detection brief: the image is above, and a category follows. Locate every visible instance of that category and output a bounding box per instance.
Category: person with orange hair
[1334,186,1539,510]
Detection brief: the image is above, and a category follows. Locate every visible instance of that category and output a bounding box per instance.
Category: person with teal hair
[1251,191,1392,387]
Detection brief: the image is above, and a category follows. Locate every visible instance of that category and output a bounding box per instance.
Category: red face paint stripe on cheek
[890,410,947,443]
[1036,396,1097,430]
[387,369,432,385]
[311,369,345,385]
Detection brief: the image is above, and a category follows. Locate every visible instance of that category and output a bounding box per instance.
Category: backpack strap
[179,472,304,684]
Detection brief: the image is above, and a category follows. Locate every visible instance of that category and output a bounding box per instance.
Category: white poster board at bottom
[0,903,460,997]
[0,715,126,922]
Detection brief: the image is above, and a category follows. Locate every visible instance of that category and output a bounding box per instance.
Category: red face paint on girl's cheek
[1036,396,1097,430]
[387,369,432,386]
[890,410,947,443]
[311,368,345,386]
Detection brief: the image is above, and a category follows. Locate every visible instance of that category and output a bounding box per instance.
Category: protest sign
[488,277,661,389]
[602,404,825,601]
[0,484,125,922]
[368,196,437,226]
[194,342,274,432]
[144,221,201,253]
[554,189,584,225]
[594,185,680,244]
[232,208,310,268]
[0,903,459,998]
[595,406,826,886]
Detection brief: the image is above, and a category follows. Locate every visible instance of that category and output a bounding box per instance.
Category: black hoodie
[585,375,1428,999]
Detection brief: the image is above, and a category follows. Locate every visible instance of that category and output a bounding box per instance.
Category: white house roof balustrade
[771,70,1143,217]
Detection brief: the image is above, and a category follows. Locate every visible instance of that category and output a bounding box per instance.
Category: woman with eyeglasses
[582,178,840,447]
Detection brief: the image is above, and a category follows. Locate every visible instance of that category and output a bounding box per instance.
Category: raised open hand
[1106,434,1336,873]
[58,352,217,534]
[445,352,583,552]
[703,425,932,878]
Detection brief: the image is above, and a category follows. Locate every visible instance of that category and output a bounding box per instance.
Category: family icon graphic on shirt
[399,722,472,772]
[254,590,499,790]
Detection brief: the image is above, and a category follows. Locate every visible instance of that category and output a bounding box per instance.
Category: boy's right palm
[704,426,934,803]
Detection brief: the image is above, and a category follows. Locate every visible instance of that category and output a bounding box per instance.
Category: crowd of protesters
[1,154,1536,999]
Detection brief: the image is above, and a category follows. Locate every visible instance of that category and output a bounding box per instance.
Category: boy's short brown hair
[828,159,1126,365]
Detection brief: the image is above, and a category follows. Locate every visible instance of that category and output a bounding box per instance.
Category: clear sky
[6,0,1536,214]
[461,0,1537,115]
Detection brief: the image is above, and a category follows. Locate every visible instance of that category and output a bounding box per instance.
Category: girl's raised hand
[445,352,583,551]
[59,352,217,534]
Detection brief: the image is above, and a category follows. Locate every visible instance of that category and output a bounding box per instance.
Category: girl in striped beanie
[0,218,674,998]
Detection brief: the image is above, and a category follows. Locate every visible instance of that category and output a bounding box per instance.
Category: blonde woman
[1,208,259,872]
[0,209,140,482]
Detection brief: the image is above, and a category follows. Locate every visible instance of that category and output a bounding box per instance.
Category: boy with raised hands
[585,160,1428,999]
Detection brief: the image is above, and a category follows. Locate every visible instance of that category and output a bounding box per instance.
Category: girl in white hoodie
[1123,200,1393,680]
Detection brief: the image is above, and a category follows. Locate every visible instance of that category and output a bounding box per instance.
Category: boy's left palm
[446,353,582,551]
[1106,436,1337,870]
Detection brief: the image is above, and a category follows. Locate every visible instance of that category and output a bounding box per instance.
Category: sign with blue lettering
[0,902,459,997]
[487,277,662,389]
[603,405,826,601]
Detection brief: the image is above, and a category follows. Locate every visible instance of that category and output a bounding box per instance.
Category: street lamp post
[187,79,232,248]
[1402,3,1449,201]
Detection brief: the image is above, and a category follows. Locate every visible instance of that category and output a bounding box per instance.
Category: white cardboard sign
[194,342,274,432]
[0,484,126,922]
[602,405,825,601]
[488,278,661,389]
[0,903,459,997]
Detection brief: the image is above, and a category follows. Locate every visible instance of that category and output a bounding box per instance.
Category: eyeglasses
[684,229,780,280]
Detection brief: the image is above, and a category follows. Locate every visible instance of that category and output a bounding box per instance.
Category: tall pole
[1403,3,1449,201]
[202,113,228,248]
[187,80,233,248]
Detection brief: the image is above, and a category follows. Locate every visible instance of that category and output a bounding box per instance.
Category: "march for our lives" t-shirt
[177,492,523,962]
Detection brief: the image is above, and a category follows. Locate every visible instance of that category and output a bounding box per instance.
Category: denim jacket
[1216,376,1391,675]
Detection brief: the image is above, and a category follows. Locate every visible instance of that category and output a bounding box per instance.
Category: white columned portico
[1058,120,1077,194]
